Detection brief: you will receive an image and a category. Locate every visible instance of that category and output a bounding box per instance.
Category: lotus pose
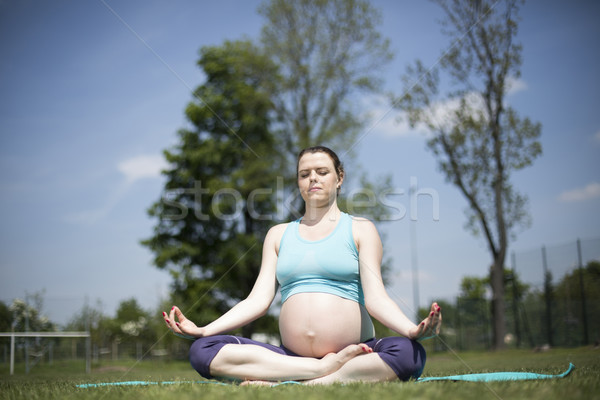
[163,146,442,384]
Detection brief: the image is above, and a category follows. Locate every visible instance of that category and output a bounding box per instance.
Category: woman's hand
[162,306,205,340]
[408,302,442,341]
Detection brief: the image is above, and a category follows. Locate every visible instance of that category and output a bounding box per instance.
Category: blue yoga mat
[76,380,228,388]
[76,363,574,388]
[416,363,575,382]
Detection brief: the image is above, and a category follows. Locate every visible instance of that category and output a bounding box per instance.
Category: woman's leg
[305,353,397,384]
[211,342,371,381]
[305,337,426,385]
[189,335,371,382]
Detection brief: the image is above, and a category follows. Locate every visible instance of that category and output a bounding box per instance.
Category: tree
[142,40,281,337]
[8,293,55,332]
[395,0,541,349]
[553,260,600,346]
[455,269,529,349]
[259,0,392,162]
[457,275,491,349]
[65,300,111,348]
[0,301,12,332]
[112,298,154,345]
[145,1,396,338]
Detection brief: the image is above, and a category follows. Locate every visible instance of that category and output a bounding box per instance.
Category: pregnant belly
[279,292,374,358]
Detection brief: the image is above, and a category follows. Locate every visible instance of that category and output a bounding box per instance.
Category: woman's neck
[302,202,341,225]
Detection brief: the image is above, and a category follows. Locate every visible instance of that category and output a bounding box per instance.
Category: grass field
[1,346,599,400]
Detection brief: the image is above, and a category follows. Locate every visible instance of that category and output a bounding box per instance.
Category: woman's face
[297,151,342,205]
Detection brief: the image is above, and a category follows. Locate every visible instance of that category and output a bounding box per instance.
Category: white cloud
[368,77,525,139]
[558,182,600,203]
[118,154,168,182]
[506,76,528,96]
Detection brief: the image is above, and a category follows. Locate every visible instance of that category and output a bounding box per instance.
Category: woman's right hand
[162,306,205,340]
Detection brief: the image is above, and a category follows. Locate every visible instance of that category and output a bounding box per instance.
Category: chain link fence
[511,237,600,348]
[436,237,600,351]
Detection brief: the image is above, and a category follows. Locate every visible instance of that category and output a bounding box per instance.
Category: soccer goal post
[0,331,91,375]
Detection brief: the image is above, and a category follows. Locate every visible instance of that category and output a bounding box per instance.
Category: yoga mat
[76,380,227,388]
[416,363,575,382]
[76,363,574,388]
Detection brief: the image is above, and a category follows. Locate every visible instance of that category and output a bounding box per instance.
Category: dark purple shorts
[189,335,426,381]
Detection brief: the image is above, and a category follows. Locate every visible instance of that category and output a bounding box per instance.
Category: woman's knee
[373,337,426,381]
[189,336,237,379]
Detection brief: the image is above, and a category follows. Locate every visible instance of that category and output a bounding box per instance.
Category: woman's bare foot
[320,343,372,375]
[240,344,372,386]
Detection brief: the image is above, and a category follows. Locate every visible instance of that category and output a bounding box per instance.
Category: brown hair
[296,146,345,193]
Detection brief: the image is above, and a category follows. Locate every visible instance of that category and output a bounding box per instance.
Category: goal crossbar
[0,331,91,375]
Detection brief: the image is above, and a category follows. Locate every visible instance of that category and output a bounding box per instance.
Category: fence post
[10,333,14,375]
[511,252,521,348]
[86,332,91,374]
[542,246,554,346]
[577,238,589,345]
[456,297,463,351]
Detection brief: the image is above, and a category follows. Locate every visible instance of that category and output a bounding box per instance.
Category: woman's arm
[354,218,441,339]
[164,224,285,338]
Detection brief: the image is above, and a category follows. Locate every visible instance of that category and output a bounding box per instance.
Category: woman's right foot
[321,343,372,374]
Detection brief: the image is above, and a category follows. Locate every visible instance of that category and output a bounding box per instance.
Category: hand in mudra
[162,306,205,340]
[408,302,442,341]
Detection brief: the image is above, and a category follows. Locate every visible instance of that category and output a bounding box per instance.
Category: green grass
[1,347,599,400]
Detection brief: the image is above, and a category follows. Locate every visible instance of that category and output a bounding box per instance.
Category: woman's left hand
[162,306,205,340]
[408,302,442,341]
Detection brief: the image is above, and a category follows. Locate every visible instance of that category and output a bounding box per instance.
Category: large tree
[142,40,282,337]
[395,0,542,349]
[145,1,396,337]
[259,0,392,163]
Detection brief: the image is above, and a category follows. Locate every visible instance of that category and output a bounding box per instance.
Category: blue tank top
[276,212,364,305]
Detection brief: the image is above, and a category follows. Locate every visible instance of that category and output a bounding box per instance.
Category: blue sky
[1,0,599,326]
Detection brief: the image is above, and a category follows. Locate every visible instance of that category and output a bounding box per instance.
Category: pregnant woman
[163,146,442,384]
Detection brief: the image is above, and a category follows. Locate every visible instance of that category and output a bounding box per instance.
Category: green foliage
[439,261,599,350]
[64,298,161,354]
[8,292,55,332]
[460,276,488,300]
[554,261,600,302]
[539,260,600,346]
[143,2,396,337]
[141,1,399,340]
[142,40,281,336]
[0,301,12,332]
[443,269,531,350]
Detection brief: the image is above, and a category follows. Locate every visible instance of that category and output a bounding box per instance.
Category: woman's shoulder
[348,215,380,242]
[347,214,376,228]
[264,222,292,250]
[267,222,291,237]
